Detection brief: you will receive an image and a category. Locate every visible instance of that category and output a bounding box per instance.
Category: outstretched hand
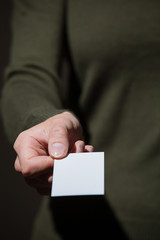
[13,112,94,195]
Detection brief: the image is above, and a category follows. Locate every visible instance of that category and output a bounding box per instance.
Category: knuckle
[14,158,20,172]
[21,164,32,177]
[13,139,19,152]
[13,131,26,151]
[52,125,67,137]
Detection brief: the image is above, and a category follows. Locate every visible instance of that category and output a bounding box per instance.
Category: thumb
[48,125,69,159]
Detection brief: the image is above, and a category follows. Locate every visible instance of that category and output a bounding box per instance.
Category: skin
[13,111,94,195]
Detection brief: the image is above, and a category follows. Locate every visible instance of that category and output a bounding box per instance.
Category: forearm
[1,70,64,143]
[1,0,65,143]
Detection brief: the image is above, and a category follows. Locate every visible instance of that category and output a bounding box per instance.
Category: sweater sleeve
[1,0,66,143]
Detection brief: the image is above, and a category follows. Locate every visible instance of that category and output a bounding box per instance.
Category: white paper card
[51,152,104,197]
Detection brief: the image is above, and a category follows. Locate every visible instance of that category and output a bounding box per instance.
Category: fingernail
[85,145,94,152]
[50,143,66,158]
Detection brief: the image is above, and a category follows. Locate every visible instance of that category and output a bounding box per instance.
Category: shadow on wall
[0,1,41,240]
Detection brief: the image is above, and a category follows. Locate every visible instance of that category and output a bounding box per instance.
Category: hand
[13,111,94,195]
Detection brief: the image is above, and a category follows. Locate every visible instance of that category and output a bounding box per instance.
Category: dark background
[0,1,41,239]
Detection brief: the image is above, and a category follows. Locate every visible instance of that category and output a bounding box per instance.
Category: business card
[51,152,104,197]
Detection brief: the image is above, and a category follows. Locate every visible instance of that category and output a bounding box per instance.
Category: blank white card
[51,152,104,197]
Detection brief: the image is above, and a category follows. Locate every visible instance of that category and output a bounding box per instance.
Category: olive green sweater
[1,0,160,239]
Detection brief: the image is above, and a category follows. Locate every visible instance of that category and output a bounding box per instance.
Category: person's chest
[66,0,160,73]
